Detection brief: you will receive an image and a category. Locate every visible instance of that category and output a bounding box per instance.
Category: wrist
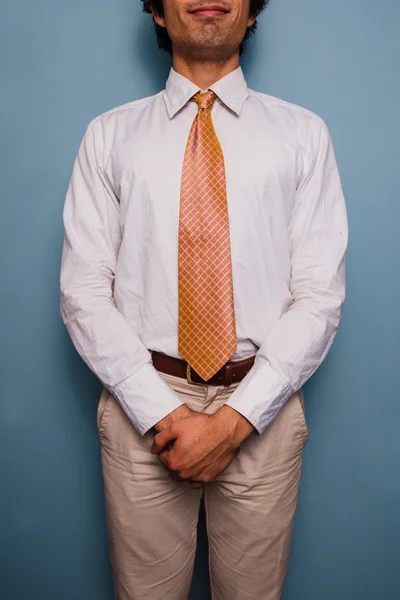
[154,404,192,432]
[214,405,255,449]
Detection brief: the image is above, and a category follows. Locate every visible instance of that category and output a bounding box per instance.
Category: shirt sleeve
[60,119,184,436]
[225,119,348,435]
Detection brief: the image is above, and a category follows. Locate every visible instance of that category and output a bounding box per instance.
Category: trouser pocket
[97,387,113,438]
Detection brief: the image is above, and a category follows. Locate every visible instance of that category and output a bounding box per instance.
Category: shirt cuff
[224,358,292,435]
[110,363,185,436]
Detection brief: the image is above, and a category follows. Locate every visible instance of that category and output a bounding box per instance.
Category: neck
[172,51,240,90]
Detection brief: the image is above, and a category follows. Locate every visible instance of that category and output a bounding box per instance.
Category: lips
[189,4,230,16]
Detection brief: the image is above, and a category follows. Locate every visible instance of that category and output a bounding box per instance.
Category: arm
[60,118,186,436]
[223,119,348,434]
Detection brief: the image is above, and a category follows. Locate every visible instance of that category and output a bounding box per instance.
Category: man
[60,0,348,598]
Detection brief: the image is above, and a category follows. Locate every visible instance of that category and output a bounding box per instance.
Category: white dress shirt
[60,66,348,436]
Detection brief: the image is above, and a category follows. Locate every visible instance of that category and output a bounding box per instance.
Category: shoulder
[249,89,325,125]
[247,89,332,156]
[87,91,163,134]
[79,92,164,164]
[248,89,330,136]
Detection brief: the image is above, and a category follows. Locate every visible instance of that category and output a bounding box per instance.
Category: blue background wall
[1,0,399,598]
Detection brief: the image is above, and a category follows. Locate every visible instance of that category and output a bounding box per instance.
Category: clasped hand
[150,405,255,489]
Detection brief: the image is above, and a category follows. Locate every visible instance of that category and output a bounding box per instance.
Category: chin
[188,43,229,60]
[188,33,233,51]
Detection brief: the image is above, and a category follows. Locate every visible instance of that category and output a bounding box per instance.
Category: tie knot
[194,90,216,111]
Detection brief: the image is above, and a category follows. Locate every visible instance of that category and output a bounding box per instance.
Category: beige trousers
[97,370,308,600]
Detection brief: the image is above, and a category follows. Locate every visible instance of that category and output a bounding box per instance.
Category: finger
[157,450,180,478]
[158,449,184,478]
[189,482,203,489]
[157,449,171,468]
[186,451,237,484]
[151,426,177,454]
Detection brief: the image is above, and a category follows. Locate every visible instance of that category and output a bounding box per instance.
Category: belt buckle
[186,363,203,386]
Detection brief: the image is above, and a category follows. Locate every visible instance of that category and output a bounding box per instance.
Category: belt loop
[224,363,233,386]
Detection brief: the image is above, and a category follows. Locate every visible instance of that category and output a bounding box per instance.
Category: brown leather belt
[151,350,256,386]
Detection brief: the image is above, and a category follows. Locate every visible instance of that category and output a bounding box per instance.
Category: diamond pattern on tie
[178,91,237,380]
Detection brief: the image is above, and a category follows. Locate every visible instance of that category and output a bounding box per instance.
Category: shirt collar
[163,66,249,118]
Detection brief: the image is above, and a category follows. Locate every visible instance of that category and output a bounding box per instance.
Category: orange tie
[178,90,237,381]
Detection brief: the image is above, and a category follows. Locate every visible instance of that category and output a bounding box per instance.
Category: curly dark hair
[141,0,270,55]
